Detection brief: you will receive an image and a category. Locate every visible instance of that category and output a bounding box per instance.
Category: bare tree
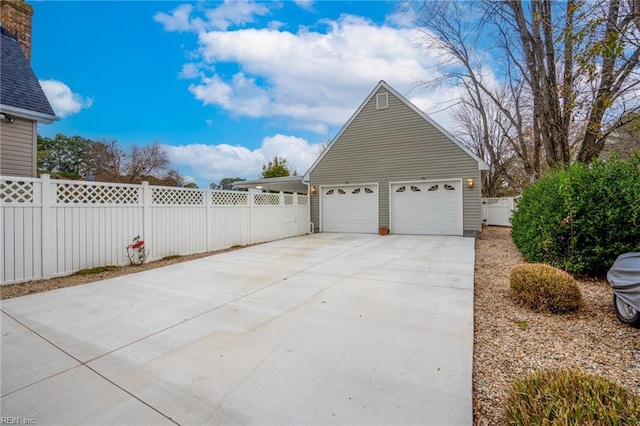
[123,141,170,183]
[415,0,640,183]
[494,0,640,164]
[600,111,640,160]
[83,139,124,182]
[416,0,542,190]
[454,93,519,195]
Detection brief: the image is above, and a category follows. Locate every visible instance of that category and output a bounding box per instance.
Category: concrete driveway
[1,233,474,425]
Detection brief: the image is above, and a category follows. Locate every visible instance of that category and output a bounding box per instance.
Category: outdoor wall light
[310,186,317,194]
[467,178,474,188]
[0,113,16,123]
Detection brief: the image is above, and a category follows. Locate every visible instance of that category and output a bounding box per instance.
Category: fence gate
[482,197,516,227]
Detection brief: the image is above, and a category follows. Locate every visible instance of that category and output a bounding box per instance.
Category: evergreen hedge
[511,156,640,276]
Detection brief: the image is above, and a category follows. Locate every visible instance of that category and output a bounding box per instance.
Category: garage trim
[319,182,379,233]
[389,178,463,236]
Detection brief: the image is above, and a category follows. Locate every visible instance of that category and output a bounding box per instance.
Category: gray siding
[310,87,482,234]
[0,117,36,177]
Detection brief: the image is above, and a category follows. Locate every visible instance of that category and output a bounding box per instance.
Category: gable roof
[0,26,57,123]
[303,80,488,181]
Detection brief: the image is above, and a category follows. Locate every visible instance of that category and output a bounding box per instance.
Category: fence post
[205,187,211,251]
[280,191,285,239]
[41,174,55,279]
[141,181,152,258]
[249,191,255,244]
[293,192,299,237]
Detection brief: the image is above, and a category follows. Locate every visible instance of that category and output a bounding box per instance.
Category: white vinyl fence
[482,197,517,227]
[1,175,310,285]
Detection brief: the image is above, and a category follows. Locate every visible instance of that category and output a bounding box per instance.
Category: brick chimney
[1,0,33,62]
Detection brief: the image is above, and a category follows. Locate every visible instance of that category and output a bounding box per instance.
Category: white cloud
[164,134,322,184]
[157,4,468,135]
[180,14,445,133]
[385,8,417,28]
[294,0,315,12]
[155,1,270,32]
[204,0,270,31]
[153,4,195,32]
[39,79,93,118]
[179,63,204,79]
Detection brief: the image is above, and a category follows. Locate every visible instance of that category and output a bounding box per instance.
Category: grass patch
[507,368,640,425]
[162,255,181,261]
[516,320,529,331]
[75,265,118,275]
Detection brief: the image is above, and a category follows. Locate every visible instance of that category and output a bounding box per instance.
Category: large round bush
[510,263,582,313]
[511,156,640,276]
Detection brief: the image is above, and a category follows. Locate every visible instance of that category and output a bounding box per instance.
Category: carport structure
[1,233,474,425]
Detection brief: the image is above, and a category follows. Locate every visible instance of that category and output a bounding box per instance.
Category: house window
[352,188,361,194]
[395,186,406,192]
[428,185,439,191]
[326,189,334,195]
[376,92,389,109]
[338,189,346,194]
[444,184,455,191]
[410,185,421,192]
[364,188,374,193]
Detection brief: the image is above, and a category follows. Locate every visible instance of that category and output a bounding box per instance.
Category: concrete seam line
[0,310,179,425]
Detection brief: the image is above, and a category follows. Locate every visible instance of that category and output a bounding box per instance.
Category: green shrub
[511,156,640,276]
[510,263,582,313]
[507,368,640,425]
[162,255,181,261]
[75,265,118,275]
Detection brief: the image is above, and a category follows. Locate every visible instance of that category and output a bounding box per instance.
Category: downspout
[302,177,314,234]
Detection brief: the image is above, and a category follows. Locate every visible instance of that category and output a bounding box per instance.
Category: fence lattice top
[211,191,249,205]
[1,180,34,203]
[483,197,512,207]
[57,182,140,204]
[254,193,280,205]
[2,176,310,206]
[153,187,204,205]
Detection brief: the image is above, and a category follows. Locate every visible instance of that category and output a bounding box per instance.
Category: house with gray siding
[1,0,57,177]
[303,80,488,236]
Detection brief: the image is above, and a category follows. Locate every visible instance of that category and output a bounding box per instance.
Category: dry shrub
[510,263,582,313]
[507,368,640,425]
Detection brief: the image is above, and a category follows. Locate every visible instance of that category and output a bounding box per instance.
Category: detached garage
[304,80,488,236]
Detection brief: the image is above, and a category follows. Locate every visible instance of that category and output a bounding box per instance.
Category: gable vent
[376,92,389,109]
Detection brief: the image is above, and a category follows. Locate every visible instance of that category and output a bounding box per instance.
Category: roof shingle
[1,26,56,118]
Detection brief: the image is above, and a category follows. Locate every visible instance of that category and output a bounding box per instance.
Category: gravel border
[473,226,640,425]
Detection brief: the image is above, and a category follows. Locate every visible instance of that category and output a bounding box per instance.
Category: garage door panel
[321,185,378,233]
[391,181,462,236]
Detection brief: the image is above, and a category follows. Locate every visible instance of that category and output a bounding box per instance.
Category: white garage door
[390,180,462,236]
[321,184,378,233]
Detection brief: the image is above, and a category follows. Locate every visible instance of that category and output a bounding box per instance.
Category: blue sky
[32,1,461,187]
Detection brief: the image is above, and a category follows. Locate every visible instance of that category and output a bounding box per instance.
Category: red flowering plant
[126,235,149,265]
